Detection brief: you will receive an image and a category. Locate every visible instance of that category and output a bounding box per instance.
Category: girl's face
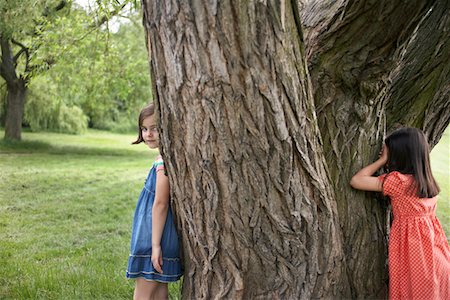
[141,114,159,149]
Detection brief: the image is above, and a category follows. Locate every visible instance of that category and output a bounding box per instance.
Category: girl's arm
[350,145,388,192]
[151,170,170,274]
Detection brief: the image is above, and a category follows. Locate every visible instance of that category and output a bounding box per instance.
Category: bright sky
[73,0,132,33]
[74,0,93,10]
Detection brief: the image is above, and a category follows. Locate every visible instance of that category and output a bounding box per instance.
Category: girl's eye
[141,127,158,132]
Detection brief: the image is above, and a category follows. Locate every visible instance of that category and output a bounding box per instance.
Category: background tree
[0,0,68,140]
[0,0,144,140]
[24,10,151,133]
[142,0,450,299]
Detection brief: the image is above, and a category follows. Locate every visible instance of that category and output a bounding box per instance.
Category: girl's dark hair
[132,103,155,144]
[385,127,440,198]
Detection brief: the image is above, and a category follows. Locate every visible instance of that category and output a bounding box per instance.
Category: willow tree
[0,0,70,140]
[142,0,450,298]
[0,0,136,140]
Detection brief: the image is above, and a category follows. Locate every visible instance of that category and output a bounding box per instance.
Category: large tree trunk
[4,80,26,140]
[142,0,449,298]
[143,0,348,298]
[302,0,450,297]
[1,36,28,141]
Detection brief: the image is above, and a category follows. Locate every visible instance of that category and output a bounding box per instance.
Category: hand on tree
[379,144,388,165]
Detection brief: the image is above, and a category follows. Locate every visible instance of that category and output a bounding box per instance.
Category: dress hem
[126,272,182,283]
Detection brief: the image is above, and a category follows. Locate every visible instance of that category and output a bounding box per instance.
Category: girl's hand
[349,143,388,192]
[379,144,388,164]
[151,245,163,274]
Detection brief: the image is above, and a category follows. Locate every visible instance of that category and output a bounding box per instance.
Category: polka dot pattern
[380,171,450,300]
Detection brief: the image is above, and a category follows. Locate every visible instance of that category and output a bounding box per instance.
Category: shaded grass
[0,128,448,299]
[0,130,146,157]
[0,130,181,299]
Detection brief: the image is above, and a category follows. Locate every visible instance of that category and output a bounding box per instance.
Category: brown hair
[384,127,440,198]
[132,103,155,144]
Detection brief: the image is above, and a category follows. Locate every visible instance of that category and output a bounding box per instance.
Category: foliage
[25,76,88,134]
[0,0,71,81]
[27,7,151,133]
[1,1,151,133]
[0,0,59,37]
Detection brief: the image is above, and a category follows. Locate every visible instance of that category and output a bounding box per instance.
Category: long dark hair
[384,127,440,198]
[132,103,155,144]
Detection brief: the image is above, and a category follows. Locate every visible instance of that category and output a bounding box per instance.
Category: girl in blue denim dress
[126,104,182,299]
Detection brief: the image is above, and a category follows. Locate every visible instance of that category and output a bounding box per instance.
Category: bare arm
[151,170,170,273]
[350,145,388,192]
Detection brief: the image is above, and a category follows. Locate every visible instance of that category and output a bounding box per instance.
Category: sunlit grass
[0,129,146,156]
[0,129,181,299]
[430,126,450,238]
[0,127,448,299]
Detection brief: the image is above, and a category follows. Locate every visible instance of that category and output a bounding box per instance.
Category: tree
[0,0,68,140]
[141,0,450,298]
[24,11,152,134]
[0,0,139,140]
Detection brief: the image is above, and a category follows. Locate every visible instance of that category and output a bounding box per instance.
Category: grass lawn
[430,127,450,237]
[0,127,448,299]
[0,130,181,299]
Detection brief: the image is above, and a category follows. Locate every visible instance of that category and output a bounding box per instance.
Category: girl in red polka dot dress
[350,127,450,300]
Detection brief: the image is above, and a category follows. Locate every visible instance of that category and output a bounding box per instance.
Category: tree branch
[298,2,447,296]
[11,39,31,72]
[43,0,68,17]
[0,36,18,85]
[91,1,129,28]
[383,0,450,146]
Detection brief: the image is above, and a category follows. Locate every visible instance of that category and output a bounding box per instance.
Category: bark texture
[302,0,450,297]
[0,36,28,141]
[143,0,348,298]
[142,0,450,298]
[4,80,26,140]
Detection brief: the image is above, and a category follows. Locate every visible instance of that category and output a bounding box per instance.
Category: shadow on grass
[0,139,143,157]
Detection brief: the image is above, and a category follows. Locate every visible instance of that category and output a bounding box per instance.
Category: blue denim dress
[126,158,183,282]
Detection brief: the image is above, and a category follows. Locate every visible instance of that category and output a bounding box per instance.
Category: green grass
[0,130,181,299]
[0,128,448,299]
[430,127,450,238]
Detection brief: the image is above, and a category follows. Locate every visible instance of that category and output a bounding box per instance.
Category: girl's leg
[154,282,168,300]
[134,278,168,300]
[133,278,157,300]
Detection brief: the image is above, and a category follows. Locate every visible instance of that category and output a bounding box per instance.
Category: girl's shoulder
[381,171,411,181]
[379,171,413,197]
[153,155,165,172]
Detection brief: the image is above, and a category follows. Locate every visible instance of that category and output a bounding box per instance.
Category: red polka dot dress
[379,171,450,300]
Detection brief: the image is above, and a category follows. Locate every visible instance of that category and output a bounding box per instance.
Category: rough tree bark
[4,80,26,141]
[142,0,449,298]
[302,0,450,297]
[0,36,28,141]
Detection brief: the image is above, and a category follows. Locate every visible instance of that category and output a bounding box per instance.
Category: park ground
[0,128,448,299]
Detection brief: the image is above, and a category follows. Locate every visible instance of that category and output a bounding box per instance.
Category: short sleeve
[153,156,165,173]
[379,171,404,198]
